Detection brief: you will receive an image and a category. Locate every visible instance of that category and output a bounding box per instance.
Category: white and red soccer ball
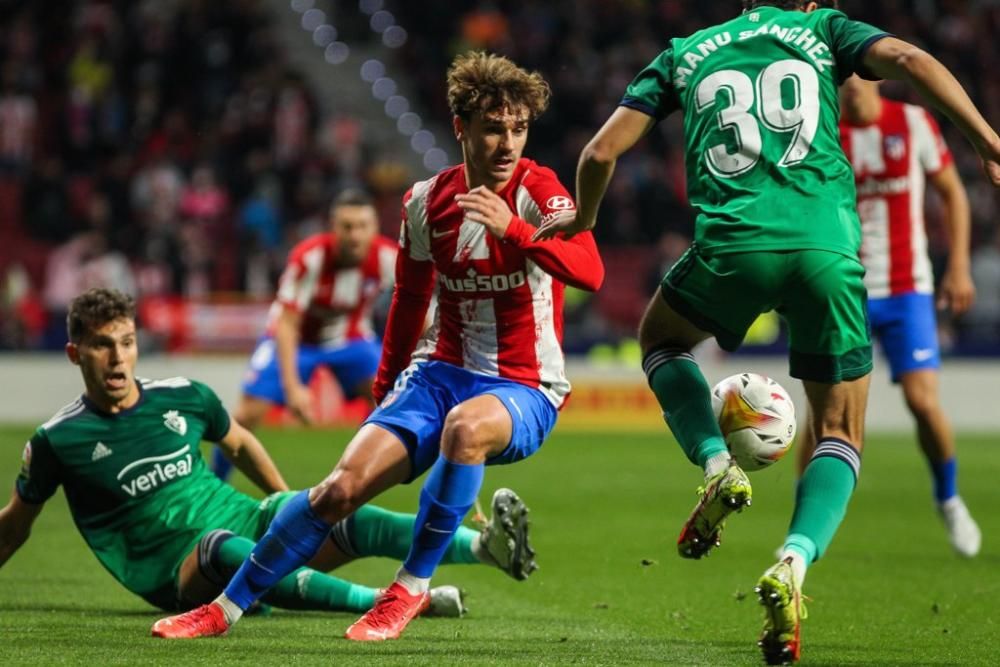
[711,373,796,471]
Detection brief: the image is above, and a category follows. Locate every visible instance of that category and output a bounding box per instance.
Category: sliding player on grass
[152,51,604,641]
[0,288,525,617]
[534,1,1000,663]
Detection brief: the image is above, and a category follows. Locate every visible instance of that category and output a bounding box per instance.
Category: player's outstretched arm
[864,37,1000,185]
[533,107,655,241]
[216,419,290,494]
[0,490,43,568]
[274,306,313,425]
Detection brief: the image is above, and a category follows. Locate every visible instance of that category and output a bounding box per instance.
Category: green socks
[214,534,376,612]
[643,349,728,468]
[786,438,862,563]
[333,504,480,565]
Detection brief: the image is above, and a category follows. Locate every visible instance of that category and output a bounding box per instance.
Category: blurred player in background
[153,51,604,642]
[212,189,397,481]
[535,0,1000,662]
[794,75,981,557]
[0,288,524,618]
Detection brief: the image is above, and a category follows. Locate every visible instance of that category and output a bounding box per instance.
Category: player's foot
[344,581,429,641]
[755,558,805,665]
[677,462,752,559]
[426,585,467,617]
[151,602,229,639]
[938,495,981,558]
[479,488,538,580]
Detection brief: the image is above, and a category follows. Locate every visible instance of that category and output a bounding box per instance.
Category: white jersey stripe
[526,259,568,407]
[332,268,362,308]
[458,297,500,376]
[904,105,934,295]
[404,178,435,261]
[140,376,192,389]
[42,399,85,430]
[515,181,542,227]
[453,220,490,261]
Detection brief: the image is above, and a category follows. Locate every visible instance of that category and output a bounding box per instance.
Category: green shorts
[661,246,873,383]
[146,490,299,611]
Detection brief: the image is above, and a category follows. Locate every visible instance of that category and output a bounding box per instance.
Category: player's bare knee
[310,475,362,523]
[440,412,490,463]
[233,405,263,431]
[903,388,937,421]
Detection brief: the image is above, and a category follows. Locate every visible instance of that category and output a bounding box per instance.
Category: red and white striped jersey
[840,99,952,298]
[374,158,605,408]
[266,233,397,346]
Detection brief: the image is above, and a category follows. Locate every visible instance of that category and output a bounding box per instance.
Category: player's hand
[531,210,593,242]
[285,383,314,425]
[982,156,1000,187]
[938,266,976,316]
[980,137,1000,187]
[455,187,513,238]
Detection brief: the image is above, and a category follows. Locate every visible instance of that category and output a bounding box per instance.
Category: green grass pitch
[1,424,997,665]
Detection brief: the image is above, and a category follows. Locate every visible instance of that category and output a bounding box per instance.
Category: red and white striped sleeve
[375,237,399,290]
[373,184,437,403]
[910,106,953,176]
[503,165,605,292]
[274,237,328,313]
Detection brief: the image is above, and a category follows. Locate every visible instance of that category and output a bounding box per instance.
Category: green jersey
[16,377,270,607]
[622,7,888,256]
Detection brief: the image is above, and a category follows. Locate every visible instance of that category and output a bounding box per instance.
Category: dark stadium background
[0,0,997,356]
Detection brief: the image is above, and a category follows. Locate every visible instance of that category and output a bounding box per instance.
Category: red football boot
[344,582,430,641]
[151,602,229,639]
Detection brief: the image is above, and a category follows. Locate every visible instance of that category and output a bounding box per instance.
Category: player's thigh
[638,287,712,353]
[233,394,273,431]
[439,394,513,463]
[802,373,871,449]
[783,251,873,383]
[870,293,940,383]
[479,381,557,466]
[323,339,382,399]
[655,246,784,352]
[359,362,456,481]
[310,424,411,514]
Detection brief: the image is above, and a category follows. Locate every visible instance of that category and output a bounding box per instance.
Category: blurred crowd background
[1,0,998,355]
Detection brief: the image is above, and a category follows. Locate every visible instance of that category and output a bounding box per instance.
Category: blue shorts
[868,292,940,383]
[241,337,382,403]
[365,361,558,483]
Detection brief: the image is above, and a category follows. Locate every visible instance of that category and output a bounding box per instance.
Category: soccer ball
[711,373,796,471]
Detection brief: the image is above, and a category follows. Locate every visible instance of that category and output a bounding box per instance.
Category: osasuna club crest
[163,410,187,436]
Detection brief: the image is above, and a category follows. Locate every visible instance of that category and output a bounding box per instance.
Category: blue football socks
[402,456,484,578]
[223,490,331,610]
[929,457,957,503]
[211,447,234,481]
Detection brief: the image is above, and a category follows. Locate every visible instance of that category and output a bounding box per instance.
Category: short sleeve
[15,431,61,505]
[377,240,398,289]
[826,11,891,82]
[913,108,953,175]
[620,48,680,120]
[275,242,325,312]
[191,381,232,442]
[401,183,433,262]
